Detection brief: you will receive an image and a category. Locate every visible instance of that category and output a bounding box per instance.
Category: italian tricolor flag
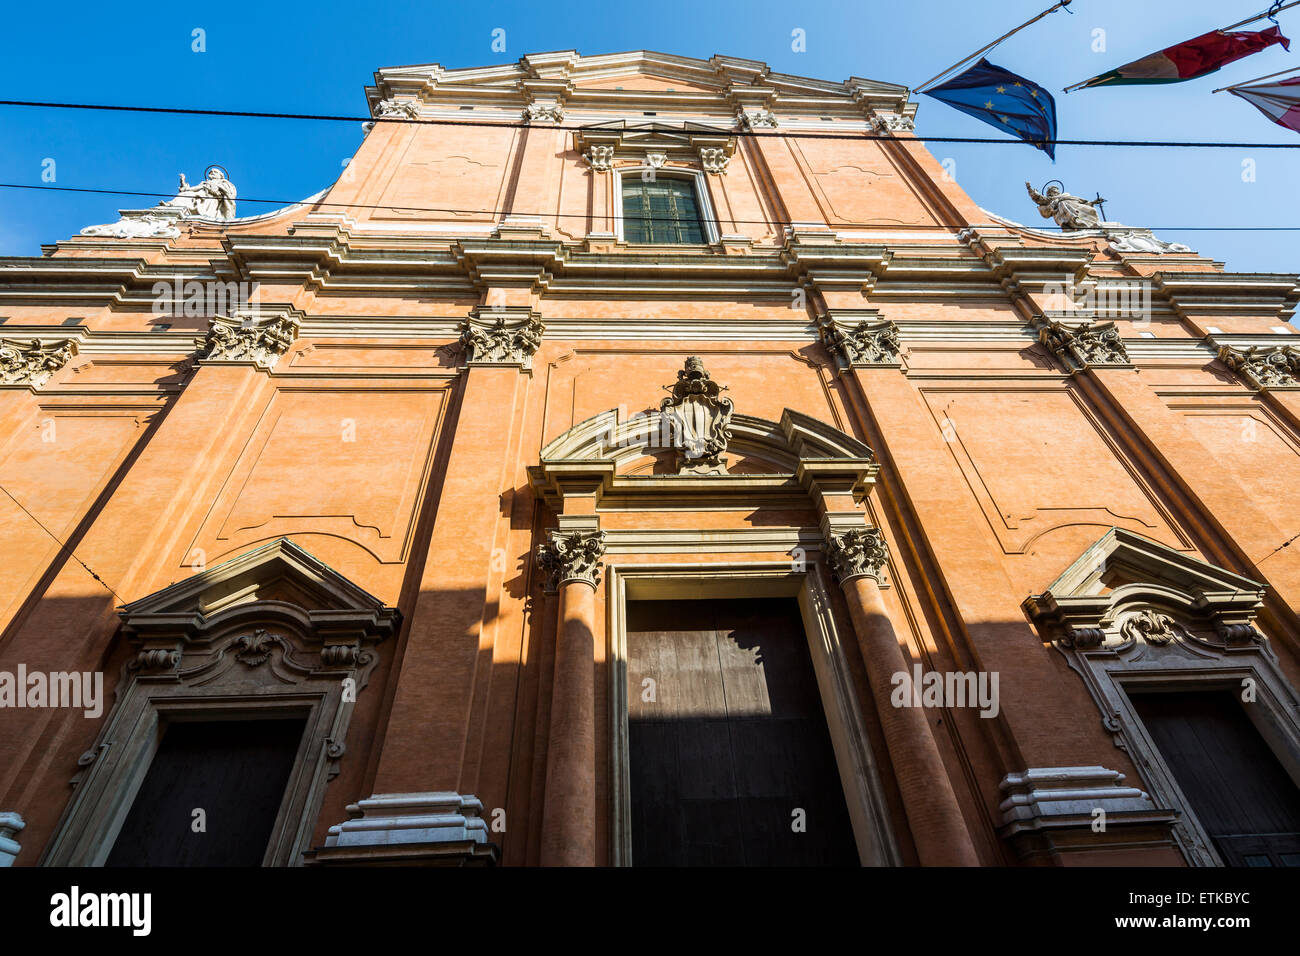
[1074,26,1290,90]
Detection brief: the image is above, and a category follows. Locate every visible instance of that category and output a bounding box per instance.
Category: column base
[998,767,1181,864]
[0,811,24,867]
[304,792,499,867]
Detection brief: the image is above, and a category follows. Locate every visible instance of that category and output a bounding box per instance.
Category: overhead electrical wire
[0,181,1296,233]
[2,98,1300,148]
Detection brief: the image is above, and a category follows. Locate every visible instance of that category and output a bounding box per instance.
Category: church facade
[1,50,1299,867]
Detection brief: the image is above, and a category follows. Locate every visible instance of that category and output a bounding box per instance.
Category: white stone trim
[612,166,721,245]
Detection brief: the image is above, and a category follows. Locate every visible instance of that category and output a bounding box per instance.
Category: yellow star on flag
[999,115,1009,124]
[984,100,994,109]
[996,86,1006,94]
[1013,80,1023,87]
[1029,89,1038,98]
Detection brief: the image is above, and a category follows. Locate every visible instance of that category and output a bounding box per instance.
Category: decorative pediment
[118,537,400,676]
[1023,528,1265,649]
[573,121,736,173]
[529,405,876,504]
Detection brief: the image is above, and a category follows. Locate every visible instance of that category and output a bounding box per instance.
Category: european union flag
[923,58,1058,159]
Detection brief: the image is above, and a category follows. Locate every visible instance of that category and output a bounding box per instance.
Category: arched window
[621,176,706,244]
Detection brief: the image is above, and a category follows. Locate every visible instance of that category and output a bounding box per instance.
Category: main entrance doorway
[625,597,858,866]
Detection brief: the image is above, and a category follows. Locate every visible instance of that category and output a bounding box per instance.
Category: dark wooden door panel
[106,717,305,867]
[1130,690,1300,866]
[627,597,857,866]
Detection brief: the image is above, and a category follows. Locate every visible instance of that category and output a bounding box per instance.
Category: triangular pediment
[119,537,393,621]
[1024,528,1266,640]
[1040,528,1262,601]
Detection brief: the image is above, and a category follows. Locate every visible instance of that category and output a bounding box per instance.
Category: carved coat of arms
[660,356,733,475]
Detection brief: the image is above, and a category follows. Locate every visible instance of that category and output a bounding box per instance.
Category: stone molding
[998,766,1178,861]
[1216,342,1300,391]
[197,310,300,371]
[306,792,497,866]
[1031,315,1131,370]
[536,529,607,592]
[457,307,545,367]
[0,337,77,389]
[823,526,889,587]
[659,355,734,475]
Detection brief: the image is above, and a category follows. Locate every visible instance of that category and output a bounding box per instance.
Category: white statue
[1026,181,1105,231]
[1108,230,1192,255]
[161,167,237,220]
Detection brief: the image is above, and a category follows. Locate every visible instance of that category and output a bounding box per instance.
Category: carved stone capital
[457,309,545,367]
[1032,316,1131,370]
[698,146,730,174]
[660,356,734,475]
[824,526,889,586]
[523,102,564,124]
[0,337,77,389]
[198,311,299,371]
[818,317,901,368]
[1217,342,1300,391]
[373,98,420,120]
[738,108,778,130]
[582,144,615,171]
[870,112,914,132]
[536,529,607,591]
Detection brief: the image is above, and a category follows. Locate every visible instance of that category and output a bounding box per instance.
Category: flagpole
[1212,63,1300,93]
[1221,0,1300,33]
[913,0,1073,94]
[1064,0,1300,93]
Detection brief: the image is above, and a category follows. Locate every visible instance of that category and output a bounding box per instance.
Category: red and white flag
[1229,73,1300,133]
[1068,25,1290,91]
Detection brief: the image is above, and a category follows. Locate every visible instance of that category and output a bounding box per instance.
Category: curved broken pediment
[536,406,875,476]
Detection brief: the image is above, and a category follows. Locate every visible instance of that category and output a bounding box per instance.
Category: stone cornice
[1152,271,1300,322]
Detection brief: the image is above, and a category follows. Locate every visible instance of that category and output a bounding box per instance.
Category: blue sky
[1,0,1297,271]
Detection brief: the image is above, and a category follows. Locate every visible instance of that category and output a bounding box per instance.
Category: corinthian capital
[0,338,77,389]
[198,311,300,371]
[1217,343,1300,390]
[1031,316,1130,371]
[458,308,545,367]
[818,317,901,367]
[536,530,607,592]
[824,527,889,586]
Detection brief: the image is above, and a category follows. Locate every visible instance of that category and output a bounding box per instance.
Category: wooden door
[1130,690,1300,867]
[626,597,858,866]
[106,717,306,866]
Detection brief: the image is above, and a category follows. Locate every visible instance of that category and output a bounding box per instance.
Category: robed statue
[1025,181,1104,231]
[162,167,237,220]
